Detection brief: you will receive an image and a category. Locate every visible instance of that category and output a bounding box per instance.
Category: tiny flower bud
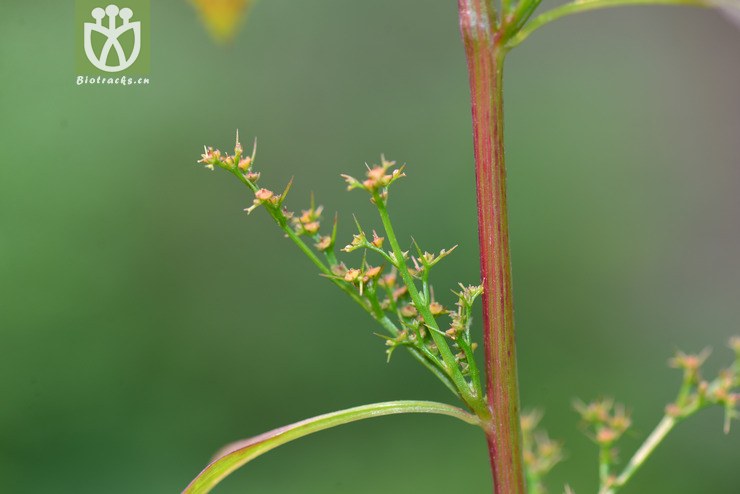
[344,269,361,283]
[238,156,252,172]
[520,411,542,433]
[380,272,397,288]
[372,231,384,248]
[331,263,348,277]
[364,265,382,280]
[596,427,617,445]
[198,146,222,170]
[315,236,332,252]
[400,304,417,318]
[303,221,320,235]
[665,403,682,417]
[670,349,710,375]
[222,155,236,169]
[392,285,408,301]
[429,301,446,316]
[255,188,274,201]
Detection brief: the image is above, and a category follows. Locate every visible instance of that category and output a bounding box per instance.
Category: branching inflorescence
[198,135,489,418]
[573,340,740,494]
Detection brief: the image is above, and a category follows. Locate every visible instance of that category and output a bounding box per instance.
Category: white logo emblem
[84,4,141,72]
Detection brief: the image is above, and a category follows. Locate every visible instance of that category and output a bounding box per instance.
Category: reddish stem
[457,1,525,493]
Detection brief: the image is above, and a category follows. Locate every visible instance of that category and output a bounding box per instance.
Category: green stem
[511,0,542,33]
[458,337,484,399]
[374,193,488,417]
[525,473,544,494]
[508,0,710,48]
[599,443,612,490]
[600,416,677,494]
[458,1,526,493]
[377,311,459,396]
[601,369,712,494]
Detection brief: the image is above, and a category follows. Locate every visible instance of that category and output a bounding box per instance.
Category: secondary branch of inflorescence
[574,337,740,494]
[197,132,489,416]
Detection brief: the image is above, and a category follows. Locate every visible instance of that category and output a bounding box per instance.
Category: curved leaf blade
[183,400,479,494]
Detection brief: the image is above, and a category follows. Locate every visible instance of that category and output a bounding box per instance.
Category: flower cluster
[521,410,563,493]
[573,337,740,494]
[574,398,632,490]
[340,155,405,203]
[667,339,740,433]
[575,399,632,449]
[198,131,258,180]
[197,140,486,410]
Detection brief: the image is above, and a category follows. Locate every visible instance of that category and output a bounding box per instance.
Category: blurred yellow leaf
[191,0,255,43]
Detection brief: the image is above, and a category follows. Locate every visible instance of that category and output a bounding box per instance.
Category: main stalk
[457,1,525,493]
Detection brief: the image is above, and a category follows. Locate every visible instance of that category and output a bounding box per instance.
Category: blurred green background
[1,1,739,493]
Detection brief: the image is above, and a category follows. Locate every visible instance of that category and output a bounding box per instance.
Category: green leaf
[182,400,479,494]
[507,0,726,49]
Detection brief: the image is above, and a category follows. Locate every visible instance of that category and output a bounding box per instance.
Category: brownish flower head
[520,410,543,434]
[608,404,631,433]
[331,263,348,277]
[596,427,617,445]
[364,265,383,280]
[344,268,361,283]
[670,349,711,374]
[371,231,385,248]
[315,236,332,252]
[392,285,408,301]
[574,398,613,424]
[198,146,222,170]
[303,221,320,235]
[665,403,682,418]
[429,301,446,316]
[238,156,252,172]
[400,304,417,318]
[254,189,273,201]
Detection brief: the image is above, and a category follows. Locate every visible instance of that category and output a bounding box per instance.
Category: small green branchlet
[664,342,740,433]
[521,410,564,494]
[197,142,489,414]
[576,338,740,494]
